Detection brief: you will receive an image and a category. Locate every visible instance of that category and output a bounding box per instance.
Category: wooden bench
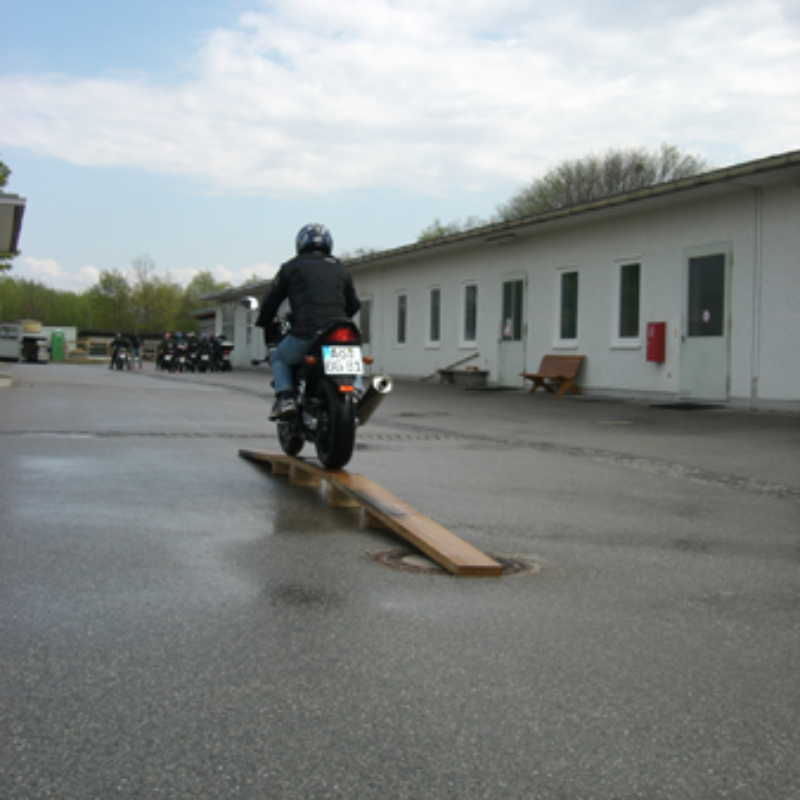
[438,368,489,387]
[521,355,584,396]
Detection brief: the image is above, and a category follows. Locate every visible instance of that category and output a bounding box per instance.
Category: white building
[0,189,26,259]
[209,150,800,411]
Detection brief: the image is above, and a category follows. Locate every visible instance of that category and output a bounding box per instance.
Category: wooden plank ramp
[239,450,502,578]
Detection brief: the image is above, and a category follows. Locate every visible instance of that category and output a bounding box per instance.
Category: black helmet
[296,223,333,255]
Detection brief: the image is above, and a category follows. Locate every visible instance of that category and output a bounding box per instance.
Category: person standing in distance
[130,330,143,370]
[257,223,361,421]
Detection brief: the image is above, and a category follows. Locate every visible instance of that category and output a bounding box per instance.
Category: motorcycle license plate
[323,346,363,375]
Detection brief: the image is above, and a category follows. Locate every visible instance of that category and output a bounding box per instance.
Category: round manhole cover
[369,549,540,576]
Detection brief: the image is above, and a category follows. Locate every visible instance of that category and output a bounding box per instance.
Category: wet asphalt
[1,363,799,799]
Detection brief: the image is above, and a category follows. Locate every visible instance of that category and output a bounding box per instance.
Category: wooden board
[239,450,502,578]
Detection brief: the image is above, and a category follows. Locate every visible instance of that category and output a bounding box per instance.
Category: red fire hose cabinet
[646,322,666,363]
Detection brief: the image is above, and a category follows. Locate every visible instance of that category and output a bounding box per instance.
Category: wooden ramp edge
[240,450,502,578]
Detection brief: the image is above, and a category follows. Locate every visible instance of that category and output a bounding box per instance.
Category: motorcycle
[159,351,175,373]
[175,342,189,373]
[197,351,211,373]
[114,346,131,371]
[217,339,234,372]
[272,318,393,470]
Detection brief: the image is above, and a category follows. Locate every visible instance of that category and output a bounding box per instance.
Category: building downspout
[750,187,764,411]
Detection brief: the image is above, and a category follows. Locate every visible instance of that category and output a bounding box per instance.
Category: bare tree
[416,216,488,243]
[495,143,710,221]
[131,254,157,330]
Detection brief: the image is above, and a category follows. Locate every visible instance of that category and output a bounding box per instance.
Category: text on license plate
[323,346,364,375]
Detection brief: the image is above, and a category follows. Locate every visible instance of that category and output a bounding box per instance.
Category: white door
[498,277,526,386]
[680,253,729,401]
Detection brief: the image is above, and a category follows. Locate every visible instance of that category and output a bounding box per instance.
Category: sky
[2,0,799,293]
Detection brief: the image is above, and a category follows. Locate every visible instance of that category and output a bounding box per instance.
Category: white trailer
[0,322,49,363]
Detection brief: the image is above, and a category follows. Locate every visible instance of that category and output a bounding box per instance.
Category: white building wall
[758,182,800,404]
[228,303,267,368]
[352,179,799,408]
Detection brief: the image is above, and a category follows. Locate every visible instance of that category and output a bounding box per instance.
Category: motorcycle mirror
[241,296,260,311]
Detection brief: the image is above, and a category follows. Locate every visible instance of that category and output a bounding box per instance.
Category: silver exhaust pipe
[356,375,393,425]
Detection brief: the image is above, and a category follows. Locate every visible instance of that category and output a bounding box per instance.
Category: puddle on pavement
[266,582,347,611]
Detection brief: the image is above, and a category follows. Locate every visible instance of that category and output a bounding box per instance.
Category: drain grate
[369,548,539,576]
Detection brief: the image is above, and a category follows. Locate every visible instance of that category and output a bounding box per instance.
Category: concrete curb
[0,373,12,388]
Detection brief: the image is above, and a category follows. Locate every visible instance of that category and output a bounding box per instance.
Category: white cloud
[14,256,100,291]
[12,256,274,294]
[19,256,61,280]
[2,0,798,196]
[212,262,277,286]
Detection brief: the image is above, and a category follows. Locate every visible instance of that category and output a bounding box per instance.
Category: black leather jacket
[257,251,360,340]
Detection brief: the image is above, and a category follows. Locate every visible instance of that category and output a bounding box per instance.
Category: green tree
[88,269,132,331]
[417,216,487,243]
[175,269,230,333]
[0,275,90,327]
[143,273,184,333]
[129,254,159,331]
[183,270,230,309]
[495,143,710,221]
[339,247,379,260]
[0,275,21,320]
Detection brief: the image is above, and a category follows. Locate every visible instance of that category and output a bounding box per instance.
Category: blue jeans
[270,334,311,395]
[270,334,364,395]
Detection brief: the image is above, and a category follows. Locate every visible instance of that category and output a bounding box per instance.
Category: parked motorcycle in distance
[272,318,393,470]
[217,338,234,372]
[114,346,131,371]
[175,341,189,373]
[159,350,175,373]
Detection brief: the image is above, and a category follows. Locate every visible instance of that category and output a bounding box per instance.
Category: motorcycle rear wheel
[315,380,356,469]
[278,420,304,457]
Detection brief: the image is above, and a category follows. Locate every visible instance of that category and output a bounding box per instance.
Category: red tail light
[327,327,359,343]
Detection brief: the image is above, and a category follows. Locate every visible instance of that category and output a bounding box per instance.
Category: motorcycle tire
[277,420,304,457]
[314,380,356,469]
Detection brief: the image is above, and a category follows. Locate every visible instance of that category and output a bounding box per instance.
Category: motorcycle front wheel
[315,380,356,469]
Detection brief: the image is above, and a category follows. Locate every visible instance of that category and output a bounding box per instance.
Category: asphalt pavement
[1,362,799,799]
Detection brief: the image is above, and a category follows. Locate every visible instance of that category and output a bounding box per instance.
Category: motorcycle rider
[158,332,174,371]
[257,223,361,420]
[186,332,199,370]
[211,333,223,371]
[108,332,129,369]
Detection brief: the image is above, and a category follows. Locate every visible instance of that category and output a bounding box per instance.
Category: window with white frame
[396,292,407,345]
[428,287,441,346]
[558,269,579,342]
[462,282,478,345]
[617,262,641,340]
